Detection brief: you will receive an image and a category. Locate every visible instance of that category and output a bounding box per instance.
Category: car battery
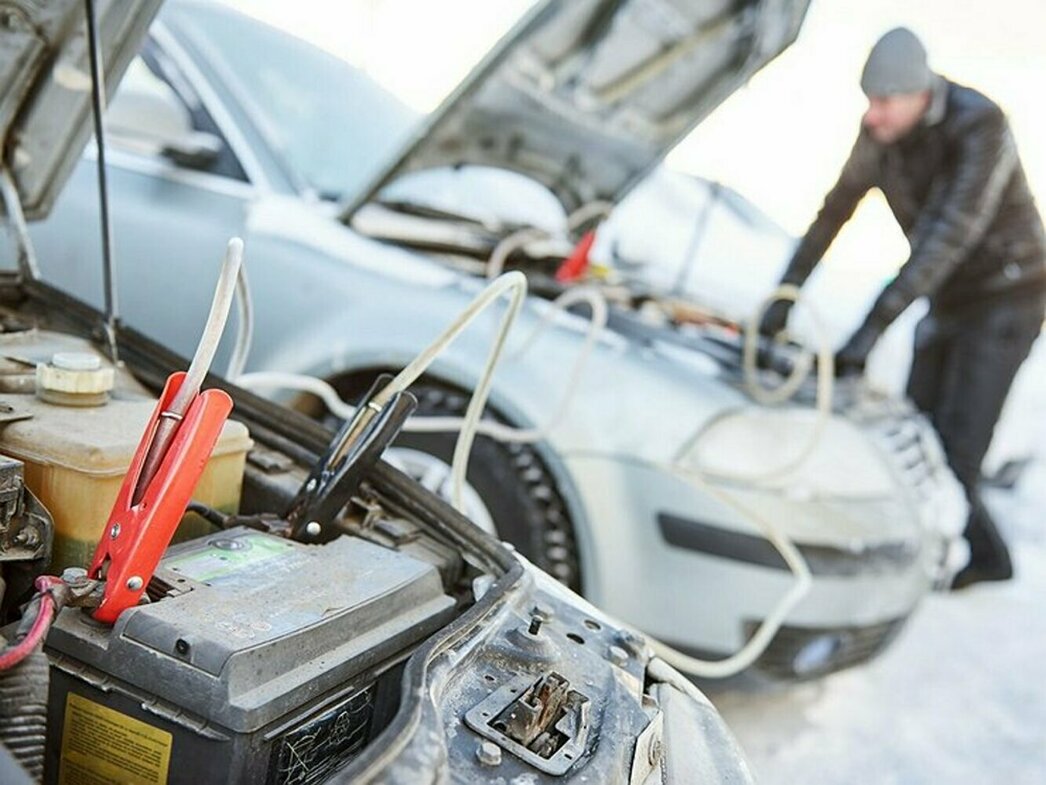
[42,528,456,785]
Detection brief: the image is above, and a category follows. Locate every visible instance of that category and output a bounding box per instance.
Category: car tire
[333,377,582,591]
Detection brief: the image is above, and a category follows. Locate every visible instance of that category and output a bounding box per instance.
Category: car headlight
[675,407,898,500]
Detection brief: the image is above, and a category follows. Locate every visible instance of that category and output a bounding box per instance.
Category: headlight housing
[675,407,898,500]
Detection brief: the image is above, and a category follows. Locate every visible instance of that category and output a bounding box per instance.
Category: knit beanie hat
[860,28,934,96]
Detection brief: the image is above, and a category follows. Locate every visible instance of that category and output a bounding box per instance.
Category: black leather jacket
[782,77,1046,330]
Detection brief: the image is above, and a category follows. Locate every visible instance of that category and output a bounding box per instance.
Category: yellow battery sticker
[59,692,172,785]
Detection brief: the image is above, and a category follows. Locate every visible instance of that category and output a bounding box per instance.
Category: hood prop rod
[0,167,41,280]
[84,0,119,364]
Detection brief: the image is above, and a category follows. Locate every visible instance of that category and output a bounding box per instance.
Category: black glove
[758,299,793,337]
[834,319,884,377]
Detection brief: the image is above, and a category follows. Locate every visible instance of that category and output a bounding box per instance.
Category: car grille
[870,414,942,500]
[747,617,908,680]
[658,511,919,576]
[862,407,968,584]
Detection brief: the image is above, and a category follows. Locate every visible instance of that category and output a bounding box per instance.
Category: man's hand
[834,321,883,377]
[758,300,793,337]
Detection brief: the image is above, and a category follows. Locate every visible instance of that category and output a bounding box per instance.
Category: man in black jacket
[761,28,1046,589]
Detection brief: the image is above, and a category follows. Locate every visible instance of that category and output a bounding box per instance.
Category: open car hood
[0,0,160,221]
[344,0,810,217]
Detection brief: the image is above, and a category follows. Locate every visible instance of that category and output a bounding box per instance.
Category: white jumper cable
[228,219,831,677]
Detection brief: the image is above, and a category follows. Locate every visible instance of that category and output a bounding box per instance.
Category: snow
[709,462,1046,784]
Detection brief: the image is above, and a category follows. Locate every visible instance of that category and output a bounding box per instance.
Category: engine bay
[0,288,475,782]
[0,276,721,785]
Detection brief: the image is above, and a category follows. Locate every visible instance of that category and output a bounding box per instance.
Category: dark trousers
[907,292,1045,571]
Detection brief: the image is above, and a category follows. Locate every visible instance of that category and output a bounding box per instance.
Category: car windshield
[165,2,418,201]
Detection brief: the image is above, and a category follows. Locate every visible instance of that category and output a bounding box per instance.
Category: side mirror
[159,131,223,169]
[107,63,221,170]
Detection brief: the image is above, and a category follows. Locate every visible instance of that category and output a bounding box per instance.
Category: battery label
[59,692,172,785]
[163,532,296,584]
[269,685,374,785]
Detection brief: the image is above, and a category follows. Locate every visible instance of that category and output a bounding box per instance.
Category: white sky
[225,0,1046,274]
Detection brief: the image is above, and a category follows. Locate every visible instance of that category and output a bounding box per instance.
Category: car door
[29,35,259,365]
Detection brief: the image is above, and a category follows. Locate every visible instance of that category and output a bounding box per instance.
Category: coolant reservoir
[0,339,251,571]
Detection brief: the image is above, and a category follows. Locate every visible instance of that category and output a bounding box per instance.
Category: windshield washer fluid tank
[0,385,251,571]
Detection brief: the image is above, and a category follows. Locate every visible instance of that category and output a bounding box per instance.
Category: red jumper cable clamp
[87,371,232,624]
[554,229,597,283]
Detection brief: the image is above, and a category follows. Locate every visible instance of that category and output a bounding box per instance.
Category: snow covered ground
[709,461,1046,784]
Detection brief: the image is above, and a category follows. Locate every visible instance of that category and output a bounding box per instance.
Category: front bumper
[563,452,950,676]
[742,617,908,679]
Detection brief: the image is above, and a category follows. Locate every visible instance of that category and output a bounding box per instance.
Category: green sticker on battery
[164,532,296,583]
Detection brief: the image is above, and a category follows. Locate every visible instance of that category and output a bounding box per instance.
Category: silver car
[599,168,1046,486]
[31,0,966,680]
[0,2,753,783]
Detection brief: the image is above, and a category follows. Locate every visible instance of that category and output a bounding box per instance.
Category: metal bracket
[465,672,591,775]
